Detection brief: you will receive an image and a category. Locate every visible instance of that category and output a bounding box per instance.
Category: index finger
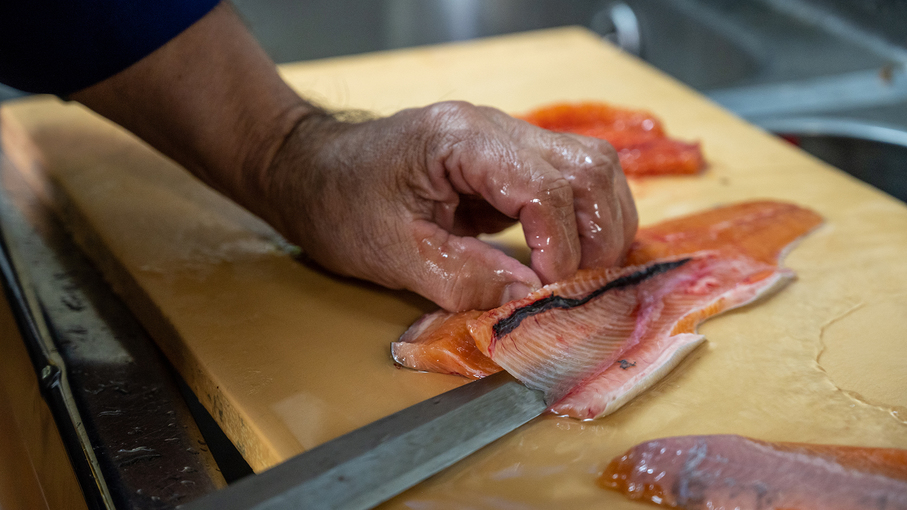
[439,135,583,284]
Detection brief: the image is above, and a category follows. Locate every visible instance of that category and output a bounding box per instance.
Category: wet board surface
[2,28,906,508]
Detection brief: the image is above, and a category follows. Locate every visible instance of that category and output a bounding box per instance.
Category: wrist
[228,100,330,213]
[242,106,348,243]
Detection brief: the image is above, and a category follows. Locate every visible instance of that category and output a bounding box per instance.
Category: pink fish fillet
[600,435,907,509]
[391,201,823,419]
[551,254,791,419]
[390,309,500,379]
[468,253,789,417]
[469,259,690,404]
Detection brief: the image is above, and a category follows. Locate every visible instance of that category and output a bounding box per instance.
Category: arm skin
[72,1,638,312]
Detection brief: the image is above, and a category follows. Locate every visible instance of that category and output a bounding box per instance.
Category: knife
[180,371,547,510]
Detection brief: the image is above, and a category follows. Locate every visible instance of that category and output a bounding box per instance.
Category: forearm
[70,1,321,212]
[66,1,636,312]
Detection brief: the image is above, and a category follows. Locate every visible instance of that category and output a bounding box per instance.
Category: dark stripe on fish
[492,258,691,339]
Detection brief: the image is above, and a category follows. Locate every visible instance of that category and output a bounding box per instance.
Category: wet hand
[255,101,638,312]
[67,4,637,312]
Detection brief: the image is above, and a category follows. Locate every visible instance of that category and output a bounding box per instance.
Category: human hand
[253,101,637,312]
[67,1,635,312]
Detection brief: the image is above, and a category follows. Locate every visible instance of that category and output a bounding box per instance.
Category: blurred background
[237,0,907,202]
[3,0,904,200]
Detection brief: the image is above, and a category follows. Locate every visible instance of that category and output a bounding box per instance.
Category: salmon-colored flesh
[627,200,823,266]
[519,102,705,177]
[391,310,501,379]
[519,102,666,137]
[392,201,822,417]
[615,139,704,177]
[600,435,907,509]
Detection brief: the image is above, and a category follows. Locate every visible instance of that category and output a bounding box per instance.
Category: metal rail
[0,152,226,508]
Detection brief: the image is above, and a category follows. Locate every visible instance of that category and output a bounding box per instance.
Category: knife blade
[180,371,547,510]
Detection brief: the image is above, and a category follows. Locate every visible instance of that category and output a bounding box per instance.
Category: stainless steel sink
[233,0,768,90]
[230,0,906,123]
[761,117,907,204]
[232,0,897,90]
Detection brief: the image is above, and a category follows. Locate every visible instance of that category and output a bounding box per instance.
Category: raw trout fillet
[600,435,907,509]
[390,310,501,379]
[519,102,705,177]
[551,254,792,419]
[469,258,694,404]
[391,201,823,419]
[627,200,824,265]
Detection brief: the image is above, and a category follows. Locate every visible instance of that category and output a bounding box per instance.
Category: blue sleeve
[0,0,221,96]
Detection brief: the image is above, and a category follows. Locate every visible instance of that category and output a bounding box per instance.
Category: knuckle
[595,138,621,163]
[418,101,490,158]
[535,171,574,205]
[422,100,477,127]
[581,145,620,176]
[565,159,606,191]
[548,134,621,182]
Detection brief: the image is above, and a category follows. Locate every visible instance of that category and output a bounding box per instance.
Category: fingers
[432,103,637,284]
[496,104,638,267]
[405,220,542,312]
[274,101,639,314]
[517,174,583,284]
[439,134,583,285]
[449,195,516,237]
[551,133,638,267]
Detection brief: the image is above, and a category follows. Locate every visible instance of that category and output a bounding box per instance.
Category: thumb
[406,221,542,312]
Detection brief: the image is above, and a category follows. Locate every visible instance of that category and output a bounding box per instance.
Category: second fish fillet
[600,435,907,509]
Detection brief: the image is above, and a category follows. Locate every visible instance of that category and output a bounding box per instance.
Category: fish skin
[553,256,793,419]
[472,253,792,415]
[391,201,823,418]
[552,332,705,420]
[599,435,907,510]
[468,259,694,404]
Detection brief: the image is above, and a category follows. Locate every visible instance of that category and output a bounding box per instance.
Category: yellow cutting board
[2,28,906,508]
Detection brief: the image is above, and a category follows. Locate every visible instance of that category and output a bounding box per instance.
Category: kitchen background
[2,0,904,200]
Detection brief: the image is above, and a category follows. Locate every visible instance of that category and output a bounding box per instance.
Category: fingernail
[500,282,532,306]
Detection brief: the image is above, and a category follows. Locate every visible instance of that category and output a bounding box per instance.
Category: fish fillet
[519,102,705,177]
[391,310,500,379]
[551,254,792,419]
[600,435,907,509]
[391,201,822,418]
[468,258,694,404]
[626,200,824,265]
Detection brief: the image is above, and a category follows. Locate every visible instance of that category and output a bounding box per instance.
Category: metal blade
[180,371,547,510]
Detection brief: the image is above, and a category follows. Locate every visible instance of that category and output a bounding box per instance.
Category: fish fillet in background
[518,102,706,177]
[600,434,907,509]
[392,201,822,419]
